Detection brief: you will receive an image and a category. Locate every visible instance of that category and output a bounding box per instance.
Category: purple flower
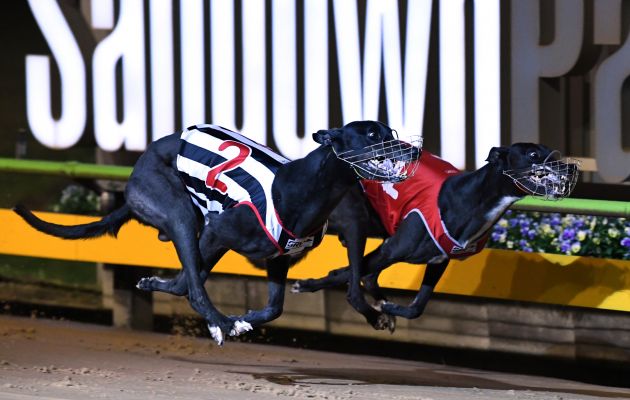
[573,218,585,229]
[494,226,507,235]
[561,228,576,241]
[486,210,627,260]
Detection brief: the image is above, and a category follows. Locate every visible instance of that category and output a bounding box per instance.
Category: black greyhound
[293,143,579,330]
[14,121,419,345]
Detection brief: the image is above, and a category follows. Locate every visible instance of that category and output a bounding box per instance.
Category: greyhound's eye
[528,151,538,159]
[368,131,377,139]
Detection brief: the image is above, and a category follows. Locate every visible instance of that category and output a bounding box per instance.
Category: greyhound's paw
[136,276,165,291]
[291,280,316,293]
[371,301,396,333]
[228,320,253,337]
[371,313,396,333]
[381,313,397,333]
[207,324,225,346]
[290,281,302,293]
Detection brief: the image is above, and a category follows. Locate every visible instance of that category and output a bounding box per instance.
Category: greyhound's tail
[13,204,133,240]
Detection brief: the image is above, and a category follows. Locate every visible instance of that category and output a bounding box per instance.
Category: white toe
[208,325,224,346]
[229,320,253,336]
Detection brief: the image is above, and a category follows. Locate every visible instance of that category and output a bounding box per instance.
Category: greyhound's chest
[176,124,326,257]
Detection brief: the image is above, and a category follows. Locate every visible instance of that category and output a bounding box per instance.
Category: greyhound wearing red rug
[293,144,579,331]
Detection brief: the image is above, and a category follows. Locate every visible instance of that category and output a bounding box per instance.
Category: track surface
[0,315,629,400]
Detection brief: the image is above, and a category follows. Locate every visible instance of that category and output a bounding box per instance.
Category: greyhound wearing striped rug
[14,121,420,345]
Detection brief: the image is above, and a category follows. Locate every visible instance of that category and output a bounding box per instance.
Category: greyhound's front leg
[159,226,250,345]
[230,257,290,328]
[342,228,393,330]
[348,214,428,329]
[361,271,388,304]
[380,260,449,318]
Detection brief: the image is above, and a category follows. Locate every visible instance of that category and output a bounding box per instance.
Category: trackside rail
[0,158,131,181]
[0,157,627,217]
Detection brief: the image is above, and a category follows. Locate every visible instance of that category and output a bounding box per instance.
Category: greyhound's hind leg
[380,260,448,319]
[126,157,239,345]
[136,272,188,296]
[136,246,226,296]
[128,147,201,297]
[291,265,351,293]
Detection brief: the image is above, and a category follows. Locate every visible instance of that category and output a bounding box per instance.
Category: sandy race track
[0,315,629,400]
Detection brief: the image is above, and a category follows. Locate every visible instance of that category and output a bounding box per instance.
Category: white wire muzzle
[502,151,581,200]
[335,136,423,183]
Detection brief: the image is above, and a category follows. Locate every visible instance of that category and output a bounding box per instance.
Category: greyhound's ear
[312,129,340,146]
[486,146,509,163]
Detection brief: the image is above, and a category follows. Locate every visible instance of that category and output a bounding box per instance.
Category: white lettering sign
[25,0,626,182]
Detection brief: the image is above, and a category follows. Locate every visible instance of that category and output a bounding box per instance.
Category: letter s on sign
[26,0,86,149]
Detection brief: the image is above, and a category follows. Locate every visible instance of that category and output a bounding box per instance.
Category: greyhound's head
[312,120,422,183]
[486,143,580,200]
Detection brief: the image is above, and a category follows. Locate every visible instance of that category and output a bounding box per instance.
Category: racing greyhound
[14,121,420,345]
[292,143,579,330]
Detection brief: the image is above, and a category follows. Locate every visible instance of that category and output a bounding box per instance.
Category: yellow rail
[2,208,629,312]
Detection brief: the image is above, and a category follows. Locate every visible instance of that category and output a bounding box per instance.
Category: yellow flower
[608,228,620,238]
[507,240,514,249]
[577,231,587,242]
[571,242,581,254]
[498,219,508,228]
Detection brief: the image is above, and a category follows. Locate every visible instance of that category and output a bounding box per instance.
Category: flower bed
[488,210,630,260]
